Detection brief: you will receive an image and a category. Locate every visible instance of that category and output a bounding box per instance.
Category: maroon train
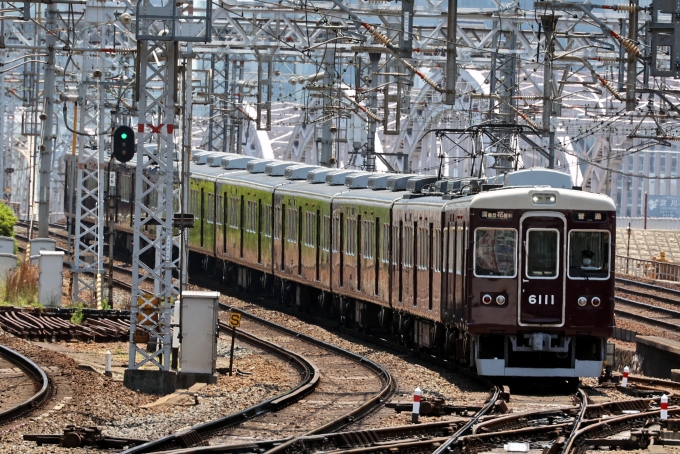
[65,155,616,379]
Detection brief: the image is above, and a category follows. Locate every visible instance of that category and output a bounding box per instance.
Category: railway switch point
[622,366,630,387]
[412,387,421,424]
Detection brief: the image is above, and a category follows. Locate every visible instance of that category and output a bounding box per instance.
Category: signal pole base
[123,369,177,395]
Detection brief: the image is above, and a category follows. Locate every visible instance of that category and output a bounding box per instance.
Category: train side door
[518,213,566,326]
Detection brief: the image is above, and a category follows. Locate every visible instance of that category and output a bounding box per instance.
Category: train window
[526,229,558,278]
[456,227,463,275]
[304,212,315,247]
[381,224,390,264]
[346,218,356,256]
[287,208,298,243]
[216,195,223,224]
[274,207,281,240]
[433,229,441,273]
[207,194,215,225]
[417,227,428,270]
[246,201,257,233]
[392,225,399,266]
[474,228,517,278]
[363,221,374,259]
[263,205,272,237]
[229,197,239,228]
[404,226,412,267]
[322,216,331,252]
[332,216,339,252]
[568,230,610,279]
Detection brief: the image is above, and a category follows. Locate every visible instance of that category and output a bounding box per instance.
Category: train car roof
[393,195,449,210]
[274,179,351,199]
[469,187,616,211]
[333,187,408,206]
[190,162,245,180]
[215,170,295,191]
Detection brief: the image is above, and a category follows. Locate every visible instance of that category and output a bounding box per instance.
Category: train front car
[468,186,616,379]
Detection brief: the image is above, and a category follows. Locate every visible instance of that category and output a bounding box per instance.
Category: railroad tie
[175,430,207,448]
[339,430,379,448]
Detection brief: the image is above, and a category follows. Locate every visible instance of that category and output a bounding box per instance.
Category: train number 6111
[528,295,555,305]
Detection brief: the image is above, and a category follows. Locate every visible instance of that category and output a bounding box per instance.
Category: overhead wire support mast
[125,0,211,392]
[37,2,57,238]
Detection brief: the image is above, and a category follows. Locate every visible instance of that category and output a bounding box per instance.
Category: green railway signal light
[113,125,135,163]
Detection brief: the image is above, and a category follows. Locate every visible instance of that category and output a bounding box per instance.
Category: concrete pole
[625,0,639,111]
[0,52,5,196]
[319,46,334,167]
[38,2,57,237]
[366,53,381,172]
[444,0,457,105]
[541,16,556,169]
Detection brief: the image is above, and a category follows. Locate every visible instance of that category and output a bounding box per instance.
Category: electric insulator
[598,76,625,101]
[362,23,392,46]
[614,3,638,12]
[618,37,642,57]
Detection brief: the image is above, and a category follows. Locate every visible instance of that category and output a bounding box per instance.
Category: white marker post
[105,350,112,377]
[622,366,629,387]
[661,394,668,421]
[412,387,421,423]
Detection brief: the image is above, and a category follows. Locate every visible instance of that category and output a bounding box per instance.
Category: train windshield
[474,228,517,277]
[568,230,610,279]
[526,229,559,278]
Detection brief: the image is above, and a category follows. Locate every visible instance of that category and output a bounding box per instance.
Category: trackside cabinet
[180,291,219,376]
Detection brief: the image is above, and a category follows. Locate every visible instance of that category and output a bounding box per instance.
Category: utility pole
[625,0,639,111]
[541,15,557,169]
[319,45,335,167]
[365,52,381,172]
[37,2,57,238]
[444,0,457,105]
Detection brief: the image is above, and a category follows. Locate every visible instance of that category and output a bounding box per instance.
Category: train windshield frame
[473,228,517,278]
[567,230,610,280]
[526,228,560,279]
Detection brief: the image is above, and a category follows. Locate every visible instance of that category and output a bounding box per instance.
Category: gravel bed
[0,329,296,453]
[215,293,491,431]
[617,288,680,314]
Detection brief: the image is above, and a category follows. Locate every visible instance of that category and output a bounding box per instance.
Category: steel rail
[565,407,680,452]
[431,385,501,454]
[122,322,318,454]
[0,343,51,425]
[614,306,680,332]
[561,389,588,454]
[615,295,680,319]
[218,302,396,443]
[616,277,680,307]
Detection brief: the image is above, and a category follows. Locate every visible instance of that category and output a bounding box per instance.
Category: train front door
[518,213,566,326]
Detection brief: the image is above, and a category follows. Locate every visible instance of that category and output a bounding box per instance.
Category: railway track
[0,343,51,426]
[614,277,680,335]
[124,303,394,453]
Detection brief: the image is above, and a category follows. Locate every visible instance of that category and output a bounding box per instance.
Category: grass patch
[0,261,40,308]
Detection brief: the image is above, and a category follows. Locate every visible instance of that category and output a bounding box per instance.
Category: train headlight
[531,193,557,205]
[577,297,587,306]
[482,294,492,305]
[591,297,601,307]
[496,295,506,305]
